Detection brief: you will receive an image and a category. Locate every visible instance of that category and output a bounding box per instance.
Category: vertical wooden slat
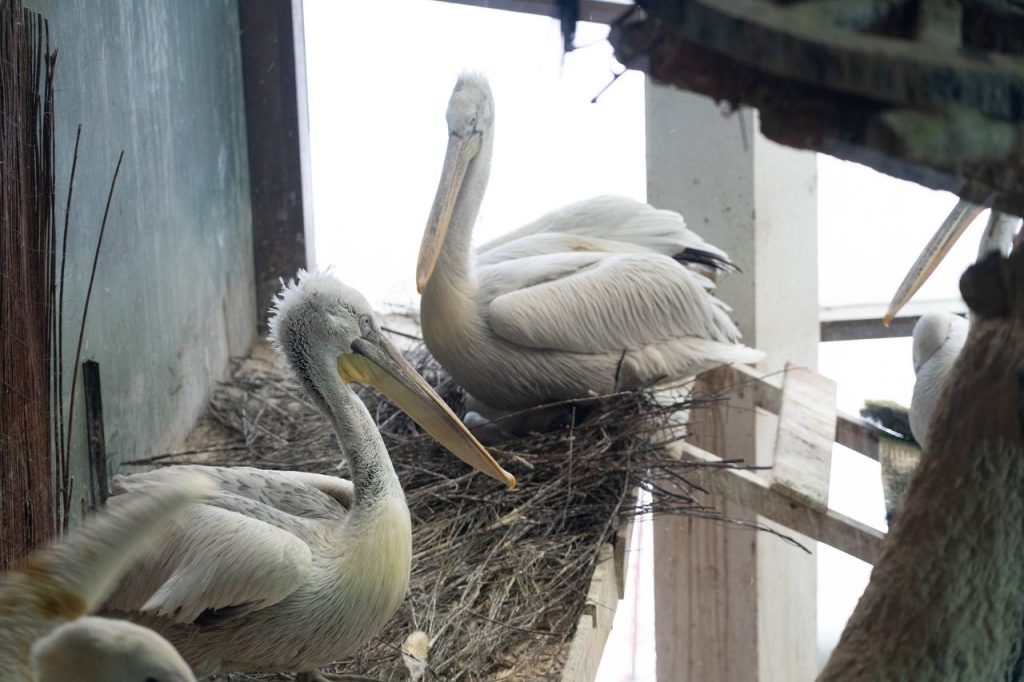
[654,369,760,681]
[770,363,837,512]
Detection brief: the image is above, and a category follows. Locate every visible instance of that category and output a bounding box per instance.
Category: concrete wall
[24,0,256,520]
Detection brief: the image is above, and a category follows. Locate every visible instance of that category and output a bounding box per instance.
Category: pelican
[0,473,211,682]
[884,202,1020,449]
[416,74,762,432]
[819,245,1024,680]
[101,272,514,681]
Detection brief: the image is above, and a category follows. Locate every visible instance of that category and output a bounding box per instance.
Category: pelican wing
[103,468,334,624]
[483,251,744,354]
[476,196,733,272]
[119,465,355,518]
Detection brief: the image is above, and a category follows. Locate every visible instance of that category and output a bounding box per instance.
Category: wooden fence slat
[770,364,837,511]
[674,441,884,564]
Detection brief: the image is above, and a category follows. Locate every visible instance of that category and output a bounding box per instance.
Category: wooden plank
[674,441,884,564]
[708,364,882,462]
[836,412,880,461]
[700,363,782,413]
[654,367,760,682]
[560,543,619,682]
[612,489,638,600]
[770,364,837,511]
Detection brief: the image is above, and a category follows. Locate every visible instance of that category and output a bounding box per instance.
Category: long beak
[417,133,477,293]
[883,199,984,326]
[339,335,516,489]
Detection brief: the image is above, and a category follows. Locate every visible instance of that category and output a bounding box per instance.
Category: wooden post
[647,84,819,680]
[82,361,108,509]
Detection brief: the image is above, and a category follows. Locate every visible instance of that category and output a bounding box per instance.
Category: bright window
[303,0,644,310]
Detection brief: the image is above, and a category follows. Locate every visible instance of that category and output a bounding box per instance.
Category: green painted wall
[24,0,256,520]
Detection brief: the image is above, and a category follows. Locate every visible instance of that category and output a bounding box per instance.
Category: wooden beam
[675,441,884,565]
[836,413,880,461]
[770,365,837,512]
[654,367,761,682]
[560,544,620,682]
[704,363,882,462]
[437,0,625,24]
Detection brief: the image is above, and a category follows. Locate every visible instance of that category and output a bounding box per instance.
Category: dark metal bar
[82,360,109,509]
[820,315,919,342]
[239,0,312,330]
[438,0,629,25]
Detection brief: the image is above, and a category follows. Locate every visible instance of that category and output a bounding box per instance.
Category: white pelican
[416,73,762,430]
[885,203,1021,449]
[0,473,211,682]
[907,312,967,450]
[819,246,1024,680]
[101,272,514,681]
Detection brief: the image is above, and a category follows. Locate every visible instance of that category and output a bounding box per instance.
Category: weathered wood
[655,367,760,682]
[770,364,837,512]
[560,544,619,682]
[701,363,882,461]
[82,360,108,509]
[836,413,880,461]
[612,490,637,600]
[675,441,884,564]
[610,1,1024,217]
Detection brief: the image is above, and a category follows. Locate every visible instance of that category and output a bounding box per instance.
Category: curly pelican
[885,202,1020,449]
[820,244,1024,680]
[101,272,514,681]
[416,73,762,432]
[0,473,211,682]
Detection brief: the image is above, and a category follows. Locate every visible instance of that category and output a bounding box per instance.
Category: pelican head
[417,73,494,293]
[912,312,967,374]
[884,201,1021,324]
[270,270,515,488]
[31,617,195,682]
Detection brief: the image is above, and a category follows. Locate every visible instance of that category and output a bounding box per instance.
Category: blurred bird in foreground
[0,473,212,682]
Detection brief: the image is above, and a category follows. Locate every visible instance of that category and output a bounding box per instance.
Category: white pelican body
[0,473,209,682]
[820,248,1024,680]
[417,75,762,418]
[908,312,967,450]
[886,204,1021,451]
[103,273,513,678]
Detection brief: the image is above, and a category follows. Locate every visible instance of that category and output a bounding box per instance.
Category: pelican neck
[297,352,400,507]
[432,130,493,292]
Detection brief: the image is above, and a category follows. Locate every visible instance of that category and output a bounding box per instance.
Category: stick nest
[147,341,744,681]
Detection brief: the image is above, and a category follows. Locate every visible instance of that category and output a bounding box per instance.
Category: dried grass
[133,342,761,681]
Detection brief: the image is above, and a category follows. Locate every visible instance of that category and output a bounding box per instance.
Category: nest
[136,341,753,681]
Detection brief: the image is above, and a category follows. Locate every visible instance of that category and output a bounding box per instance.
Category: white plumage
[101,272,512,680]
[820,247,1024,680]
[886,204,1021,451]
[415,74,762,424]
[0,473,209,682]
[908,312,967,450]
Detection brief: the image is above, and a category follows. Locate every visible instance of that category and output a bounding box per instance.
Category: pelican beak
[417,132,480,293]
[338,335,516,489]
[883,199,985,326]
